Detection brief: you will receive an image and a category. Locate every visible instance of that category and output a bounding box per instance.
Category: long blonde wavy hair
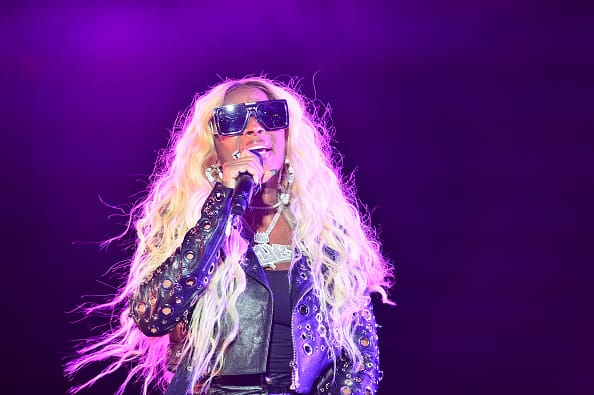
[65,76,394,394]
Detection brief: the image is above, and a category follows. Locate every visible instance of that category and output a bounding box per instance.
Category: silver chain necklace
[251,161,295,269]
[253,204,291,269]
[249,200,282,211]
[253,204,283,244]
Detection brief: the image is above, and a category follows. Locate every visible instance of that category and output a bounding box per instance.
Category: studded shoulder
[129,183,233,337]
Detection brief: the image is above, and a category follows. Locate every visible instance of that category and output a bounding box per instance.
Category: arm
[129,183,234,337]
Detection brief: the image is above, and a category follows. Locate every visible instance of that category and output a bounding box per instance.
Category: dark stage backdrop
[2,1,593,394]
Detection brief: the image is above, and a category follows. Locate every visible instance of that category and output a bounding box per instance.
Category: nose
[243,114,265,135]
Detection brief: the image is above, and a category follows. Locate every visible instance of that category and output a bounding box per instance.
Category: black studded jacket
[130,183,382,394]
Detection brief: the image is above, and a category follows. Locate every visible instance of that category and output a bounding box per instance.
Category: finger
[220,156,264,187]
[239,150,265,177]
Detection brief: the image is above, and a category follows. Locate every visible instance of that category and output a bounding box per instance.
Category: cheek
[214,137,238,163]
[275,132,288,156]
[278,140,287,157]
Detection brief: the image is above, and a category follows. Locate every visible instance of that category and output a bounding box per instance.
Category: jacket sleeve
[317,302,382,395]
[129,183,234,337]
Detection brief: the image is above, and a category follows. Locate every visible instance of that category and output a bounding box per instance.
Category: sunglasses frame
[211,99,289,136]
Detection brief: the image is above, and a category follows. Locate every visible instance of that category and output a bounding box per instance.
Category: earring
[205,163,222,183]
[285,159,295,185]
[279,159,295,205]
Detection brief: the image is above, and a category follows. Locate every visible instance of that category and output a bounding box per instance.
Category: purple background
[2,1,593,394]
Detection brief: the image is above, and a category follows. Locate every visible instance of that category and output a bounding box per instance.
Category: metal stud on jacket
[129,183,382,394]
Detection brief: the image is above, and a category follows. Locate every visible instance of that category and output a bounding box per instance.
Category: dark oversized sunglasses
[211,99,289,136]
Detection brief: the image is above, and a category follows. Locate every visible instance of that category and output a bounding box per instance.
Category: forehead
[223,86,270,106]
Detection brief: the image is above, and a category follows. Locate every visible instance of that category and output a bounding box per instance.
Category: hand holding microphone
[220,150,264,216]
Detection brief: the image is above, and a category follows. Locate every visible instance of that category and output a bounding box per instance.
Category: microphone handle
[231,173,255,216]
[230,150,263,216]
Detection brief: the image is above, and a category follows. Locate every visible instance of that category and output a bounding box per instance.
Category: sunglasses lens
[213,100,289,135]
[256,100,289,130]
[214,105,248,135]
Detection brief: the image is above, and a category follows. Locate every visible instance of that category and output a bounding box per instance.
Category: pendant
[254,231,269,244]
[253,243,292,269]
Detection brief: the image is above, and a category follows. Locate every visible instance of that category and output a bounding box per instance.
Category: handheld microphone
[230,150,263,216]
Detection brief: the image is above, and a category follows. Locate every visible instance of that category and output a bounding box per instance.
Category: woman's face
[213,86,287,175]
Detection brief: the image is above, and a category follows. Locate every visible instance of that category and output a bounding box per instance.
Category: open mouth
[248,145,272,156]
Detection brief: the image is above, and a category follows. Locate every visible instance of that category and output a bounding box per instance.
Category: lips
[246,144,272,157]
